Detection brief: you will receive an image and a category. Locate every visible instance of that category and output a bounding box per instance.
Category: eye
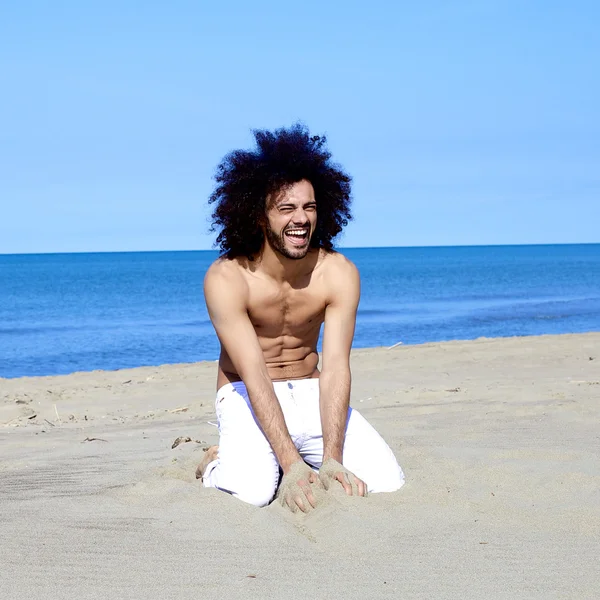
[278,205,294,213]
[305,204,317,211]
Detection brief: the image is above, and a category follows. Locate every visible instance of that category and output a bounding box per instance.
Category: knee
[367,461,405,494]
[232,482,277,507]
[208,466,279,507]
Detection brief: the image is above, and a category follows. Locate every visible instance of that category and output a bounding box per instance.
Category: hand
[319,458,367,497]
[276,461,322,513]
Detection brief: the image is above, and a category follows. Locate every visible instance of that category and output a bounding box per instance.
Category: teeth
[286,229,307,237]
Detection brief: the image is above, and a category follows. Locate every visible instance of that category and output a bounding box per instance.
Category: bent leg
[301,399,405,494]
[202,384,280,507]
[341,408,405,493]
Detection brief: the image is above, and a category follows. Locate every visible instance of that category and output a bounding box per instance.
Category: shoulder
[319,250,359,282]
[204,257,249,295]
[318,251,360,307]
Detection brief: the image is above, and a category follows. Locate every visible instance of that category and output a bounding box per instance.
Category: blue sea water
[1,245,599,379]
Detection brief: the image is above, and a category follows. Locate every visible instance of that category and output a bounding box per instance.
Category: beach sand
[1,333,599,599]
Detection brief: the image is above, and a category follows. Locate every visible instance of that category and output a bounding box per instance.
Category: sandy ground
[1,332,599,600]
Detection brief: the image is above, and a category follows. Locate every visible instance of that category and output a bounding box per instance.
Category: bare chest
[247,280,326,337]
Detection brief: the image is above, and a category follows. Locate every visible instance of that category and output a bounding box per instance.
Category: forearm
[245,375,301,473]
[319,368,351,463]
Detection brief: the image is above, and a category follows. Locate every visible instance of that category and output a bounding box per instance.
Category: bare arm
[319,257,359,463]
[204,263,302,473]
[318,257,366,496]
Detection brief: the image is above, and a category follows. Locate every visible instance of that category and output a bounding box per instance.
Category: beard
[264,223,311,260]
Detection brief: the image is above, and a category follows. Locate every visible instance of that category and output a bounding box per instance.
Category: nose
[292,208,309,224]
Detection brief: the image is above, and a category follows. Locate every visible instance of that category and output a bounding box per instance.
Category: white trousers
[203,378,405,507]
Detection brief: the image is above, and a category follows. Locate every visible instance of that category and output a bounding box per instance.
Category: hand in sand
[319,458,367,497]
[277,461,322,513]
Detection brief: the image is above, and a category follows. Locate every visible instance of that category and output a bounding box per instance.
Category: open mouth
[284,227,310,247]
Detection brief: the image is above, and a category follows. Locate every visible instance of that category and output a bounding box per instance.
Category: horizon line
[1,241,599,257]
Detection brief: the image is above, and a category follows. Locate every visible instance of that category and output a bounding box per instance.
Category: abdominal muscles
[264,344,320,381]
[218,326,322,387]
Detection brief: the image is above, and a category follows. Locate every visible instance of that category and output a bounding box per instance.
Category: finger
[294,494,308,513]
[344,472,359,495]
[301,483,317,509]
[285,495,298,514]
[308,471,324,488]
[344,472,357,495]
[356,477,367,497]
[336,472,353,495]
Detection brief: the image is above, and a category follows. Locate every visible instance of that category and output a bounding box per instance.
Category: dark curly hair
[209,123,352,259]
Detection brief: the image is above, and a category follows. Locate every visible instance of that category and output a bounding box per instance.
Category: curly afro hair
[209,123,352,259]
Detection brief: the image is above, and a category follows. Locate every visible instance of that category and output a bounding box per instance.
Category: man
[197,124,404,512]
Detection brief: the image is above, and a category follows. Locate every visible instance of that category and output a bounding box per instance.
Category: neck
[256,242,317,282]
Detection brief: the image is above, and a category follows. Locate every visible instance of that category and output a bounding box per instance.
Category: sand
[1,333,599,599]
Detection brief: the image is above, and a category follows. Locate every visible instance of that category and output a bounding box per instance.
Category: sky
[1,0,599,253]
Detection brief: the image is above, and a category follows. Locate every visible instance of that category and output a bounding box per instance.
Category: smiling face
[264,179,317,260]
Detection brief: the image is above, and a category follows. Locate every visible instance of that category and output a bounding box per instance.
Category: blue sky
[1,0,598,253]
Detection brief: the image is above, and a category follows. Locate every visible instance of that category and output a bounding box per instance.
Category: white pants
[203,378,405,507]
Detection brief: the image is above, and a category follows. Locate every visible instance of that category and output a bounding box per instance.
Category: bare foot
[195,445,219,481]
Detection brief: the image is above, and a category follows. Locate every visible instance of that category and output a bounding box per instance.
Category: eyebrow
[275,200,316,209]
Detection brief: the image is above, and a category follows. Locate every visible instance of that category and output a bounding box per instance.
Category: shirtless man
[197,124,404,512]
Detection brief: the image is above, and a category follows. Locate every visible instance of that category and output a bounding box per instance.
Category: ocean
[1,244,599,379]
